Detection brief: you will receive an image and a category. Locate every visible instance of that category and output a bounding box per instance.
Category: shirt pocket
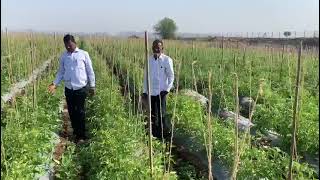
[75,57,87,82]
[63,59,72,80]
[76,58,86,70]
[159,62,166,76]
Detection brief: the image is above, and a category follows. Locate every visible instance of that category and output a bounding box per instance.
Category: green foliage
[154,17,178,39]
[167,94,317,179]
[78,39,88,50]
[1,73,63,179]
[2,34,318,179]
[55,144,80,180]
[1,33,63,95]
[254,85,319,154]
[72,48,177,179]
[88,37,319,179]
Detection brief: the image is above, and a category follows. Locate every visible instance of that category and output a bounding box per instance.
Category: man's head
[152,39,163,55]
[63,34,77,52]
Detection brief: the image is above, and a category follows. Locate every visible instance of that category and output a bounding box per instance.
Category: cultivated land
[1,32,319,179]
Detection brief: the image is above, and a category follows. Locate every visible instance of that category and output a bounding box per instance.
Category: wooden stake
[166,62,181,173]
[287,41,303,180]
[145,31,153,178]
[6,28,13,86]
[207,71,213,180]
[231,73,240,180]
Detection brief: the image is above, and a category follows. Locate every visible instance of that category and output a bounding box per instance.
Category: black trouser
[65,87,87,140]
[150,94,171,139]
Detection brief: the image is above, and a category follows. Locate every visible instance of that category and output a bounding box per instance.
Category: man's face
[64,40,76,52]
[152,42,163,54]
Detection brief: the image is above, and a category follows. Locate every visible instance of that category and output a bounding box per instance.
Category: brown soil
[53,100,73,175]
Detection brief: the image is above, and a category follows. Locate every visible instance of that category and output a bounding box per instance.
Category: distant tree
[263,32,268,38]
[284,31,292,38]
[154,17,177,39]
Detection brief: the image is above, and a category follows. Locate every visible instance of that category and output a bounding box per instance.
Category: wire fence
[212,31,319,38]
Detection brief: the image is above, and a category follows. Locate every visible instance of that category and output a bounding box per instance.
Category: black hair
[152,39,163,47]
[63,34,76,43]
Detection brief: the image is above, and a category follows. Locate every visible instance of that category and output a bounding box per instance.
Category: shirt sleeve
[84,52,95,88]
[165,57,174,92]
[53,55,64,86]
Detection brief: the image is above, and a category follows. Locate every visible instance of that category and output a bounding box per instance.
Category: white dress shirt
[53,47,95,90]
[143,54,174,96]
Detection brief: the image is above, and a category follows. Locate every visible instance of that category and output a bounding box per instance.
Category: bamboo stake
[1,130,9,177]
[287,41,303,180]
[270,47,274,88]
[29,32,37,109]
[231,73,240,180]
[127,67,131,118]
[280,44,285,82]
[6,28,13,86]
[207,71,213,180]
[111,50,114,104]
[192,61,198,92]
[167,62,181,173]
[133,54,137,115]
[144,31,153,178]
[218,36,225,110]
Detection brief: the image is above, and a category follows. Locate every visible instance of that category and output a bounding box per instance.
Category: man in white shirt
[48,34,95,143]
[143,39,174,140]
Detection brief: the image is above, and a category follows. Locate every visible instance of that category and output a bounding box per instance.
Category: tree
[284,31,291,38]
[154,17,177,39]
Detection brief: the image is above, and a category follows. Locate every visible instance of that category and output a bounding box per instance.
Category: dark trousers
[65,87,87,140]
[150,94,171,139]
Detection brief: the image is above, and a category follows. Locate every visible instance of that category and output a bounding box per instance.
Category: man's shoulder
[78,49,89,56]
[161,54,173,62]
[60,51,68,59]
[61,50,68,56]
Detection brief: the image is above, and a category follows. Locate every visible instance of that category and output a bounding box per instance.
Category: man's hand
[160,91,168,97]
[48,83,57,94]
[89,87,96,96]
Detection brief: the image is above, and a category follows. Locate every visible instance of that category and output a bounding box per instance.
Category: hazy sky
[1,0,319,34]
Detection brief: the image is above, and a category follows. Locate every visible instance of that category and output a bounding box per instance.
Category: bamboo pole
[219,36,225,110]
[192,61,198,92]
[144,31,153,178]
[167,62,181,173]
[280,44,285,82]
[6,28,13,86]
[207,71,213,180]
[29,32,37,109]
[133,54,137,115]
[111,49,114,104]
[287,41,303,180]
[231,73,240,180]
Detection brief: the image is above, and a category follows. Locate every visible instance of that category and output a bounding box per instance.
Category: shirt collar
[153,53,164,60]
[67,47,80,54]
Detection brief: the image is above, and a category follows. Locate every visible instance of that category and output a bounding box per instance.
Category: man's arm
[53,56,64,86]
[84,52,95,88]
[165,57,174,92]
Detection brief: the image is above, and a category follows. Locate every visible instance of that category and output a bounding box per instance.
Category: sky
[1,0,319,35]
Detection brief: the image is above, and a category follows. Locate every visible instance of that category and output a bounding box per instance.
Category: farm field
[1,32,319,180]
